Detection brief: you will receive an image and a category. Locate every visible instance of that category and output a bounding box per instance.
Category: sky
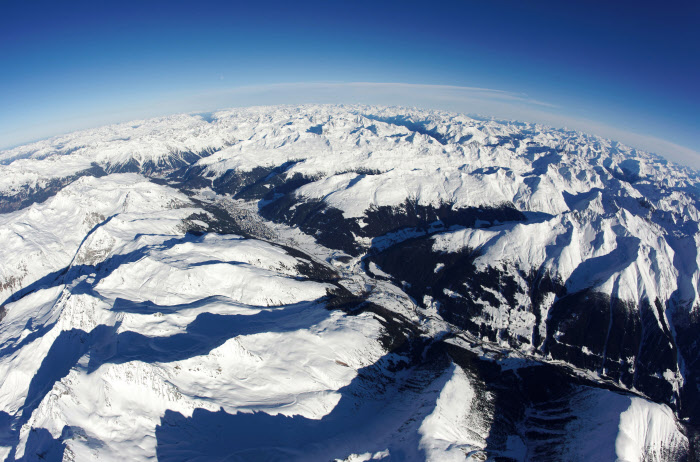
[1,0,699,166]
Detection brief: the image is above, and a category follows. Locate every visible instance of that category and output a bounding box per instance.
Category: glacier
[0,104,697,461]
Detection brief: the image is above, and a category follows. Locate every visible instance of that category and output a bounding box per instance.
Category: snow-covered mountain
[0,104,697,461]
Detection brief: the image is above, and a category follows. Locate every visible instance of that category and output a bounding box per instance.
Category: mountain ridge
[0,104,697,461]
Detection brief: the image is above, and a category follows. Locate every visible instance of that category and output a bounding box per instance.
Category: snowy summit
[0,105,697,461]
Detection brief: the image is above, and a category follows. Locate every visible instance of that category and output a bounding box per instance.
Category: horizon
[3,83,699,170]
[1,0,698,166]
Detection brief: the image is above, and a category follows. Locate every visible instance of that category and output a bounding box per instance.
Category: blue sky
[1,0,699,165]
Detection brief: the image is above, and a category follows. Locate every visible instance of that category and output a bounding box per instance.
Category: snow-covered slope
[0,105,697,461]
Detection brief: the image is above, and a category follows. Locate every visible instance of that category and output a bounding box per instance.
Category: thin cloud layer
[3,81,699,169]
[145,81,700,169]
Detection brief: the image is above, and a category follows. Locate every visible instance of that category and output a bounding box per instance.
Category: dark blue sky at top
[1,0,698,159]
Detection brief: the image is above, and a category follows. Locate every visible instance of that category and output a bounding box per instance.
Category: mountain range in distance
[0,104,698,461]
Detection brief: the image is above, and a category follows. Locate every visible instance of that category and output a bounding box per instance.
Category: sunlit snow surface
[0,105,696,461]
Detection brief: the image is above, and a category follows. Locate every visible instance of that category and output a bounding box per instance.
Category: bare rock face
[0,105,697,461]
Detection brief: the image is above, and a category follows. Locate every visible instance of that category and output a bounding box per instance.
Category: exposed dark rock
[633,298,679,405]
[368,237,531,346]
[261,191,526,257]
[307,124,324,135]
[325,286,421,357]
[521,270,567,349]
[671,305,700,425]
[105,147,220,175]
[361,114,448,145]
[212,161,298,197]
[443,340,690,461]
[260,196,363,255]
[0,163,106,214]
[368,231,691,424]
[362,199,526,240]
